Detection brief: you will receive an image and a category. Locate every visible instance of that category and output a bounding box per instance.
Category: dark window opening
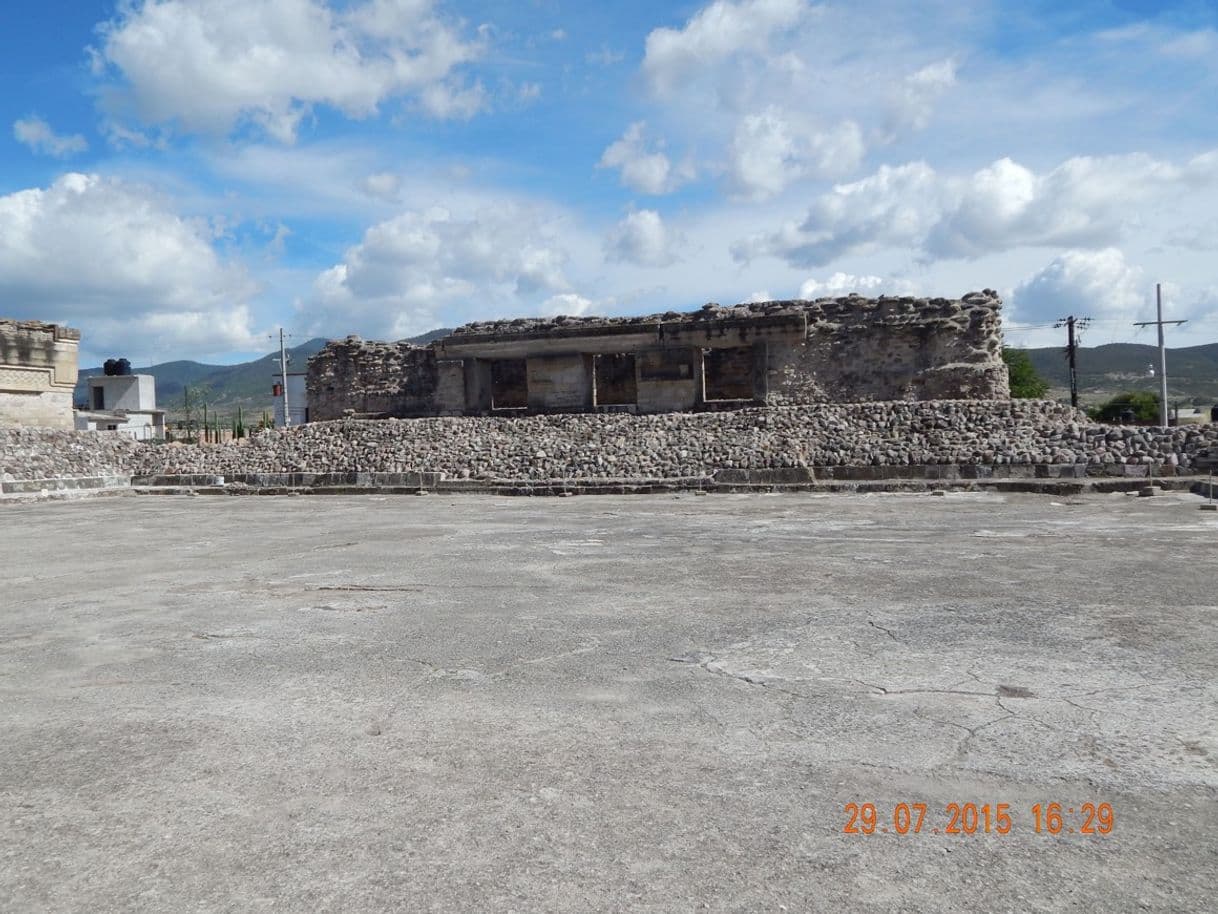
[594,353,637,406]
[91,386,105,410]
[703,346,755,401]
[490,358,528,409]
[639,349,693,381]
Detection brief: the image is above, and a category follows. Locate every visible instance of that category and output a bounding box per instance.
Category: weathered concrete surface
[1,493,1215,912]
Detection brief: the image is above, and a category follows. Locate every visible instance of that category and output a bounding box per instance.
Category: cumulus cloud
[642,0,810,96]
[735,148,1218,267]
[598,122,694,195]
[604,210,682,268]
[12,117,89,158]
[92,0,485,142]
[1009,249,1145,329]
[798,272,919,299]
[0,173,258,356]
[729,108,863,200]
[306,204,576,338]
[733,161,943,265]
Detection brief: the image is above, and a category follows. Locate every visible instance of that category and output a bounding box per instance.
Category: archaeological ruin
[0,318,80,429]
[306,292,1009,420]
[3,290,1216,499]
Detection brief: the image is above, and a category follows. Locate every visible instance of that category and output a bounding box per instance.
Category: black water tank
[103,358,132,376]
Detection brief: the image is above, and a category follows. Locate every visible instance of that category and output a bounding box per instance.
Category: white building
[273,372,308,428]
[74,373,166,441]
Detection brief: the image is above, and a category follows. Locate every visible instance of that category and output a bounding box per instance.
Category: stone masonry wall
[764,292,1006,403]
[6,403,1215,485]
[308,292,1008,420]
[0,318,81,429]
[1,427,147,481]
[307,337,437,421]
[129,403,1217,481]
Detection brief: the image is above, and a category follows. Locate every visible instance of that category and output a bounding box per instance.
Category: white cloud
[735,148,1218,267]
[881,59,957,139]
[541,293,595,317]
[798,272,918,299]
[305,204,577,338]
[598,122,694,195]
[604,209,683,268]
[93,0,485,142]
[0,173,258,357]
[728,107,863,200]
[1011,249,1144,328]
[418,79,487,120]
[642,0,811,96]
[12,117,89,158]
[361,171,402,201]
[1009,251,1218,347]
[733,161,942,265]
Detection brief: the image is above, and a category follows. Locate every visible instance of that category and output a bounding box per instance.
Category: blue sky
[2,0,1217,366]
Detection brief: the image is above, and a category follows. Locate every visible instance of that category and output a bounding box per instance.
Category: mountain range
[1024,342,1218,404]
[74,333,1218,421]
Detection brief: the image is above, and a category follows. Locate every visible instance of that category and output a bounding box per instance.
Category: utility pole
[1132,283,1187,427]
[1054,315,1091,408]
[278,328,292,428]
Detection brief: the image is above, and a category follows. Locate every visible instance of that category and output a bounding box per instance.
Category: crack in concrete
[674,654,818,702]
[867,619,900,643]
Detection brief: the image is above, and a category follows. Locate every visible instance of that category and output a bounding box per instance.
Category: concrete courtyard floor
[1,491,1216,912]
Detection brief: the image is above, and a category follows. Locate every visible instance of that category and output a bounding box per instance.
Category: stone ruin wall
[305,292,1009,419]
[0,319,81,429]
[5,403,1215,488]
[307,337,437,421]
[762,291,1006,403]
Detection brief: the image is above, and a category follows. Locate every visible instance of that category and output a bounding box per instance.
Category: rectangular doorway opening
[594,353,637,406]
[703,346,755,401]
[490,358,528,409]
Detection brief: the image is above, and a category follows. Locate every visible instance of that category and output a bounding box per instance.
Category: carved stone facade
[0,318,81,428]
[307,292,1008,419]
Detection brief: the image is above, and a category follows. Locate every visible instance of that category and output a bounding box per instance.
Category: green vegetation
[1088,391,1161,423]
[1002,347,1050,399]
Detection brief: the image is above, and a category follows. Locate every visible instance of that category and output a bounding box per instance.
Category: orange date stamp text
[842,802,1115,836]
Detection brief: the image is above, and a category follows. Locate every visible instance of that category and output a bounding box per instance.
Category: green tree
[1002,348,1050,399]
[1089,391,1161,423]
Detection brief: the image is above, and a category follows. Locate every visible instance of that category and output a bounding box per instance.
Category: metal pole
[279,328,291,428]
[1156,284,1168,428]
[1133,286,1185,429]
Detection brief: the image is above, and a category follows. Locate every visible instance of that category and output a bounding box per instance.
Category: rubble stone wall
[306,338,436,421]
[134,403,1218,480]
[1,427,146,480]
[765,293,1006,403]
[6,403,1214,486]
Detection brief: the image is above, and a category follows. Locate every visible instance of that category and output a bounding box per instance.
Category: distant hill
[74,329,452,419]
[1021,342,1218,404]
